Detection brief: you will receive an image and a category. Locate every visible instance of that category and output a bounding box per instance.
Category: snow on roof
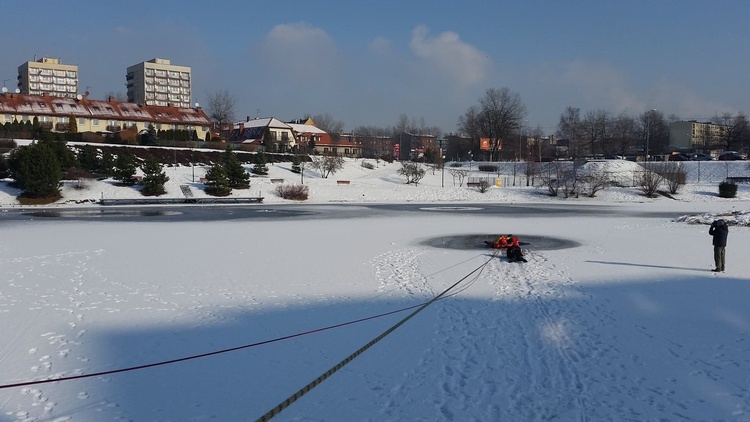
[234,117,292,129]
[0,93,211,126]
[288,123,326,134]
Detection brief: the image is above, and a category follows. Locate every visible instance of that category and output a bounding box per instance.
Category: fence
[452,160,750,187]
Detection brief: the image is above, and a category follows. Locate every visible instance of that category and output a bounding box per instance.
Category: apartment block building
[126,58,191,108]
[17,57,79,99]
[669,121,728,150]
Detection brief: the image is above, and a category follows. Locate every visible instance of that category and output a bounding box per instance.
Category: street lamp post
[469,151,473,170]
[645,109,656,161]
[646,119,650,162]
[441,155,445,187]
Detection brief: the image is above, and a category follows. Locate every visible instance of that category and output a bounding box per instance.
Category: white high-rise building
[17,57,79,98]
[126,58,191,108]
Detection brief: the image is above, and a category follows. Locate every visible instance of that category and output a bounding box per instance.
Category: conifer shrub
[719,180,738,198]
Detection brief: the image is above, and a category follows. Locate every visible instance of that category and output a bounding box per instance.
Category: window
[59,116,69,123]
[4,115,11,123]
[39,116,51,123]
[79,118,86,125]
[22,115,29,122]
[92,119,99,126]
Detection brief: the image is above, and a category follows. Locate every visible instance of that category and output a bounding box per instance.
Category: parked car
[668,152,691,161]
[718,151,745,161]
[691,153,714,161]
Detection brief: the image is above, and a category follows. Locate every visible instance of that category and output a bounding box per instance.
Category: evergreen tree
[10,143,61,198]
[140,123,159,146]
[114,152,138,185]
[0,154,10,179]
[67,114,78,134]
[140,156,169,196]
[291,155,302,174]
[204,131,211,143]
[99,151,115,178]
[32,116,41,136]
[222,147,250,188]
[204,163,232,196]
[252,151,269,175]
[77,145,100,174]
[39,139,78,171]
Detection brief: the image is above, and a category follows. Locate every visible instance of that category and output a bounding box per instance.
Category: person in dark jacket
[506,244,527,263]
[709,219,729,272]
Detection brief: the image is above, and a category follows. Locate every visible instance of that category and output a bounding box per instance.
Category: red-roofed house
[0,92,211,138]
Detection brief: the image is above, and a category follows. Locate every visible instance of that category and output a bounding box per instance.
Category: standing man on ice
[709,219,729,272]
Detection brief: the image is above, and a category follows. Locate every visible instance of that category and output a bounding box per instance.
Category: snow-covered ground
[1,158,749,421]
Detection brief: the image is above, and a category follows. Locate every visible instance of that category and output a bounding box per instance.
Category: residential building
[17,57,79,99]
[230,117,298,152]
[287,121,329,154]
[398,132,437,160]
[126,58,191,108]
[322,132,362,158]
[669,121,728,152]
[0,92,211,137]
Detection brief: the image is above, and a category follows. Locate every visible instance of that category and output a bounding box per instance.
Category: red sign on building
[394,144,400,157]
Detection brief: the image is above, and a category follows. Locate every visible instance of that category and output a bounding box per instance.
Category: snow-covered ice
[1,157,749,421]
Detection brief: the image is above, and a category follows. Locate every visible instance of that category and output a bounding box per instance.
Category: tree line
[207,87,750,163]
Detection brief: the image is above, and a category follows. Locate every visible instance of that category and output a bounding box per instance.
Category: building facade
[0,92,211,137]
[17,57,79,99]
[669,121,728,151]
[126,58,191,108]
[230,117,298,152]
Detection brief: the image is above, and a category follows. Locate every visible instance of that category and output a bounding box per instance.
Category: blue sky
[2,0,748,134]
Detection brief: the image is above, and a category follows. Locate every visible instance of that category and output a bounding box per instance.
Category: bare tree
[206,90,237,141]
[538,161,570,196]
[578,167,610,197]
[311,155,345,179]
[556,107,585,159]
[711,112,749,152]
[658,162,686,194]
[609,112,637,157]
[458,87,527,161]
[638,110,668,160]
[397,162,426,185]
[449,168,470,187]
[581,109,609,157]
[638,164,664,197]
[476,179,491,193]
[310,113,345,142]
[104,91,127,102]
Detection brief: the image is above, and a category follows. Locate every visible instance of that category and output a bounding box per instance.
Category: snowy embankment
[0,157,749,421]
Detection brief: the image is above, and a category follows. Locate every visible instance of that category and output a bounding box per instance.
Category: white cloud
[368,36,393,57]
[648,79,734,120]
[408,25,491,86]
[259,23,341,82]
[558,60,644,113]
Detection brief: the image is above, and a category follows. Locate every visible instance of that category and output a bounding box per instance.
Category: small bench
[336,180,350,185]
[270,178,284,183]
[467,182,481,187]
